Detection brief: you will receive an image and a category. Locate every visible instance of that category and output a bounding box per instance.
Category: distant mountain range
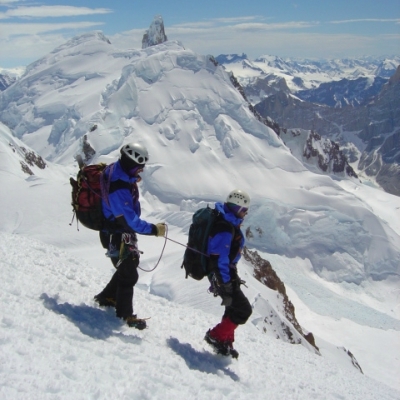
[0,74,16,91]
[217,54,400,196]
[215,53,399,105]
[296,76,388,108]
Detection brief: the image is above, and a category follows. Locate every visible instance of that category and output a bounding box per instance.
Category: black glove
[219,281,233,307]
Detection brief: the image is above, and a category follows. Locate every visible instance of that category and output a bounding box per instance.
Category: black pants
[98,232,139,319]
[223,286,252,325]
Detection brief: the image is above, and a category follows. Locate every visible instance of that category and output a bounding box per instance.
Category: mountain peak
[56,31,112,50]
[142,15,168,49]
[388,64,400,85]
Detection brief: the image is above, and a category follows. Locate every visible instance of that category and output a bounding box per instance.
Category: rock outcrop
[243,246,319,351]
[142,15,168,49]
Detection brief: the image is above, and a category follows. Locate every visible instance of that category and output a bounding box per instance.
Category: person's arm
[208,231,233,283]
[108,188,156,235]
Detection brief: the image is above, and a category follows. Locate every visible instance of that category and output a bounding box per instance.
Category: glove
[219,281,233,307]
[155,223,166,237]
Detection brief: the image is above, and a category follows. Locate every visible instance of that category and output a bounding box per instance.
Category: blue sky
[0,0,399,68]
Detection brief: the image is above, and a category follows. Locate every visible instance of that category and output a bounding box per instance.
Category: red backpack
[70,161,108,231]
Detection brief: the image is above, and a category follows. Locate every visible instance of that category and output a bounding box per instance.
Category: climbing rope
[137,223,169,272]
[137,224,208,272]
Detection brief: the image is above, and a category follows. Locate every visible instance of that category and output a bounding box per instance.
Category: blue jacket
[207,202,245,283]
[101,161,155,235]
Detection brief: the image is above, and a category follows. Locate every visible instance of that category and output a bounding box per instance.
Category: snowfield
[1,230,399,400]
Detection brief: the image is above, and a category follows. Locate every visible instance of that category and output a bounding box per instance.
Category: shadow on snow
[40,293,141,344]
[167,337,239,382]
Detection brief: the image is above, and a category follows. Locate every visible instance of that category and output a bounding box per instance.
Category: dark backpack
[70,161,107,231]
[181,206,219,280]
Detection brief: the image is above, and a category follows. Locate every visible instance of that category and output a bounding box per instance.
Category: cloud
[212,16,262,24]
[1,11,398,68]
[172,18,317,31]
[111,18,398,60]
[0,32,68,66]
[171,21,215,29]
[330,18,400,24]
[168,27,400,59]
[231,21,319,31]
[166,20,320,39]
[0,21,104,37]
[0,5,112,19]
[172,16,263,29]
[0,0,19,4]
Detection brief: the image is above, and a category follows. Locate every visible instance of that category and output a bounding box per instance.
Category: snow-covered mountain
[296,76,388,108]
[0,22,399,397]
[216,53,400,103]
[255,66,400,196]
[216,53,400,196]
[0,73,16,92]
[0,67,25,92]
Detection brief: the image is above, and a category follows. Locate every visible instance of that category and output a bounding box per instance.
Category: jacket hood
[106,161,139,184]
[215,202,243,226]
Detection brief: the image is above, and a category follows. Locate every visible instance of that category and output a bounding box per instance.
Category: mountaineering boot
[94,294,116,308]
[124,315,147,330]
[204,330,239,359]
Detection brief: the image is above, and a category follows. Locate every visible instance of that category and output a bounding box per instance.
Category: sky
[0,0,399,69]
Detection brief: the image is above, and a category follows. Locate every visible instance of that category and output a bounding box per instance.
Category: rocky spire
[142,15,168,49]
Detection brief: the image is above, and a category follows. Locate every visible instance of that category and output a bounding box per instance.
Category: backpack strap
[108,179,132,194]
[100,163,114,207]
[210,214,235,237]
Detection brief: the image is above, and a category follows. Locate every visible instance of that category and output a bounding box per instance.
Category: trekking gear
[209,316,237,342]
[70,158,131,231]
[219,281,234,306]
[227,203,248,216]
[120,143,149,165]
[124,315,149,330]
[181,206,219,280]
[70,160,108,231]
[117,232,140,266]
[120,143,148,177]
[226,189,250,207]
[204,330,239,359]
[209,273,233,306]
[155,222,166,237]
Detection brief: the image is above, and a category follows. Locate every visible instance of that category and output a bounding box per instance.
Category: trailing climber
[204,189,253,358]
[94,142,166,329]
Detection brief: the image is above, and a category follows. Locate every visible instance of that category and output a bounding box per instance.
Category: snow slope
[1,231,399,400]
[1,116,399,398]
[0,170,399,397]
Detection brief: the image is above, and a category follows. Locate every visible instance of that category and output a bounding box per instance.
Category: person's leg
[224,287,252,327]
[209,316,237,342]
[208,287,252,343]
[115,254,139,319]
[94,232,121,305]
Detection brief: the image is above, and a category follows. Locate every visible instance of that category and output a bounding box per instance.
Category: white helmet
[226,189,250,208]
[120,142,149,165]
